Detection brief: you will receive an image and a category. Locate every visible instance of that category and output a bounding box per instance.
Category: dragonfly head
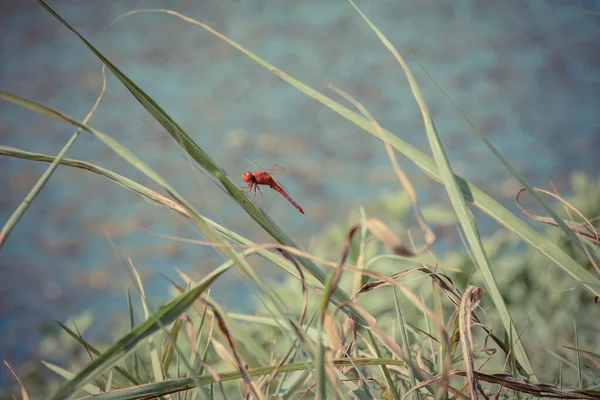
[242,171,254,183]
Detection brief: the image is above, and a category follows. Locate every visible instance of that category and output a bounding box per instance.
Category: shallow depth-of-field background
[1,1,599,398]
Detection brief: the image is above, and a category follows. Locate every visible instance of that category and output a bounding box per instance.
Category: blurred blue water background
[0,0,599,382]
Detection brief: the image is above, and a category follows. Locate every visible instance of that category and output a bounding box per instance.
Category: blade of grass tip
[396,40,600,270]
[104,368,114,394]
[118,4,600,298]
[0,65,106,250]
[345,0,536,379]
[54,321,139,386]
[352,207,369,294]
[125,287,141,381]
[35,1,358,316]
[134,269,163,382]
[126,286,135,330]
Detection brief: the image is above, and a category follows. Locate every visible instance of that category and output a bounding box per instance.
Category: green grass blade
[130,263,165,384]
[366,330,400,400]
[125,287,141,382]
[161,318,183,373]
[392,287,417,399]
[54,321,139,386]
[0,131,79,249]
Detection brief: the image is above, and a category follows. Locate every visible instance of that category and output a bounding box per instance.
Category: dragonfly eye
[242,171,253,183]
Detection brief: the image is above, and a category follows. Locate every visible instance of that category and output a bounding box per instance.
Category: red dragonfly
[241,158,305,215]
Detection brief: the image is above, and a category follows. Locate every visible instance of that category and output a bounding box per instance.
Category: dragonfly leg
[256,186,264,206]
[242,183,254,195]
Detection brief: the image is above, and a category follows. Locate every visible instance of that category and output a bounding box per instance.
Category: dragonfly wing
[243,157,286,174]
[243,156,268,171]
[267,164,286,174]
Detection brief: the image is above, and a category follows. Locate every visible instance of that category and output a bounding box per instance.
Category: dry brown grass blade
[515,188,600,245]
[3,360,30,400]
[458,286,483,400]
[342,311,358,357]
[455,370,600,400]
[353,269,418,298]
[404,364,600,400]
[352,266,459,305]
[357,218,420,257]
[516,187,600,276]
[323,313,343,354]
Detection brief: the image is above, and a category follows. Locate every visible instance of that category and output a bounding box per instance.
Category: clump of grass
[1,1,600,399]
